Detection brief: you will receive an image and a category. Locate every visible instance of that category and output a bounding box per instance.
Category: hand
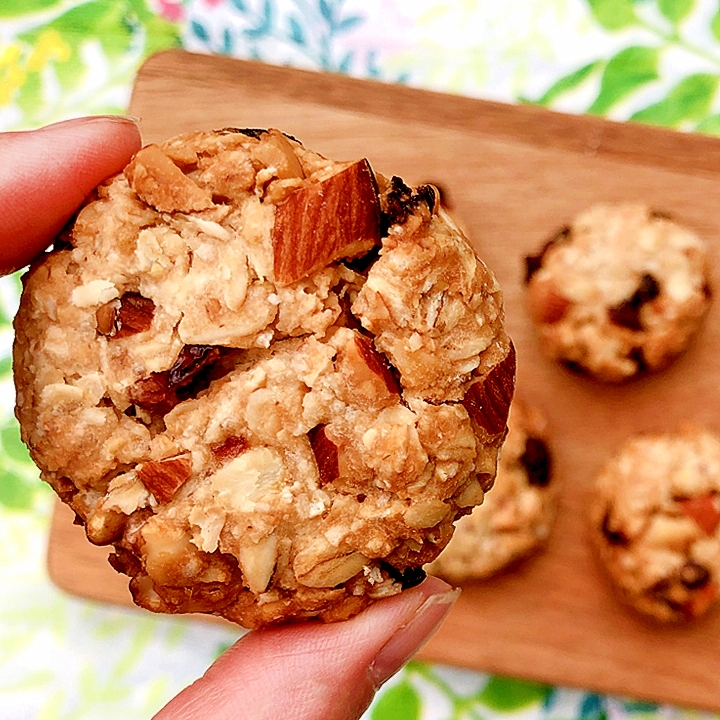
[3,117,459,720]
[0,115,142,274]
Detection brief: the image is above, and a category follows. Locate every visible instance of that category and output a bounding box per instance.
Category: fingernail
[41,115,140,130]
[369,584,459,687]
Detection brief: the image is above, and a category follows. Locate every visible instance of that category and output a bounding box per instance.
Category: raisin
[220,127,267,139]
[608,273,660,331]
[628,346,648,374]
[561,359,588,376]
[601,510,628,546]
[679,561,711,589]
[380,561,427,590]
[523,226,571,284]
[129,345,221,414]
[380,176,437,231]
[168,345,220,390]
[520,437,552,487]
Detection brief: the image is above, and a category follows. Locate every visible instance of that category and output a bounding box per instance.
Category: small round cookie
[14,128,515,629]
[590,424,720,623]
[427,401,555,582]
[524,203,710,382]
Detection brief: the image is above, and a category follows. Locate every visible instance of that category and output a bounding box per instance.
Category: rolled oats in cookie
[524,203,710,382]
[14,128,514,628]
[427,400,555,582]
[591,424,720,623]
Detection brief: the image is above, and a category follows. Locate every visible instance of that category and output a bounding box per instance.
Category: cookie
[590,424,720,622]
[524,203,710,382]
[427,401,554,582]
[14,128,514,628]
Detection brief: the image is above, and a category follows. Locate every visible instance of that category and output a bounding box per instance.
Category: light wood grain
[48,49,720,710]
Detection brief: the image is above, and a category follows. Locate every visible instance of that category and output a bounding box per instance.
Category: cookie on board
[524,203,710,382]
[591,423,720,622]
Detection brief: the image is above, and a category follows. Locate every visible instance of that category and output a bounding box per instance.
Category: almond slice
[138,455,192,503]
[677,494,720,535]
[272,159,381,285]
[461,343,516,436]
[125,144,213,213]
[352,334,400,396]
[309,424,339,485]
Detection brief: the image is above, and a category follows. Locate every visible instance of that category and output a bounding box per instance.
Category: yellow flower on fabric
[26,29,72,73]
[0,43,26,105]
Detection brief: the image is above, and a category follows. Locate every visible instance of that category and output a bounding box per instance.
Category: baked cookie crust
[524,203,710,382]
[14,129,514,628]
[591,424,720,623]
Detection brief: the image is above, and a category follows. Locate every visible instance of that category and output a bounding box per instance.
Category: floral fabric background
[2,1,720,718]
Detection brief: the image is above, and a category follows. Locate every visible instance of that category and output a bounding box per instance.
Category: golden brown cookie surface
[591,424,720,623]
[14,129,514,628]
[524,203,710,382]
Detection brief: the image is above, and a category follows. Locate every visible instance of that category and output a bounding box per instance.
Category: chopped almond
[138,455,192,503]
[677,494,720,535]
[462,344,516,436]
[272,159,381,285]
[125,144,213,213]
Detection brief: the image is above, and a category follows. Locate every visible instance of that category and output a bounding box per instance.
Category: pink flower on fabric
[157,0,185,22]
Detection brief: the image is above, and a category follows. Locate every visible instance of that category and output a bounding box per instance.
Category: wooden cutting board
[48,49,720,710]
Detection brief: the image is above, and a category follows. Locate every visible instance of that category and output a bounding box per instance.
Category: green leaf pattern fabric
[3,0,720,717]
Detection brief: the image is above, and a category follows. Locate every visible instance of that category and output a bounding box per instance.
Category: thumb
[0,116,141,275]
[154,576,459,720]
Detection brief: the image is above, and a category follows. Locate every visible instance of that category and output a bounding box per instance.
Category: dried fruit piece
[380,176,437,229]
[524,226,571,284]
[168,345,221,391]
[679,561,711,589]
[129,345,221,414]
[608,273,660,331]
[272,159,381,285]
[520,437,551,487]
[380,562,427,590]
[676,493,720,535]
[309,424,339,485]
[461,344,516,436]
[138,455,192,503]
[125,144,213,213]
[601,510,628,546]
[210,436,248,462]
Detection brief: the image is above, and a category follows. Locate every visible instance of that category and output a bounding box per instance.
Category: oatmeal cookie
[14,128,514,628]
[591,424,720,622]
[427,401,554,582]
[524,203,710,382]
